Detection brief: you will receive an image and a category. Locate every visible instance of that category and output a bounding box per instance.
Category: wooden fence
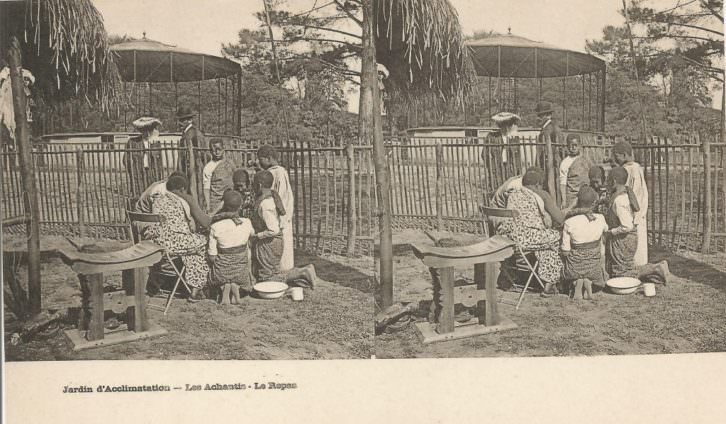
[383,134,726,254]
[2,133,725,255]
[1,142,377,256]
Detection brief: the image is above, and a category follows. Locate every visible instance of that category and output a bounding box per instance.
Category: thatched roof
[3,0,118,109]
[374,0,475,108]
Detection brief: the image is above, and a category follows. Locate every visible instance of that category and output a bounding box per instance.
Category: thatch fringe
[374,0,475,111]
[22,0,118,110]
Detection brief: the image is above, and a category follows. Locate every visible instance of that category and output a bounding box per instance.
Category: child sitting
[208,190,254,304]
[561,186,609,300]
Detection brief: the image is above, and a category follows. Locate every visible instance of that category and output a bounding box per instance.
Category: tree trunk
[7,37,41,316]
[360,0,393,308]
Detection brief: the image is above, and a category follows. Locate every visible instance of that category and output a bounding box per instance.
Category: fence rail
[2,134,724,255]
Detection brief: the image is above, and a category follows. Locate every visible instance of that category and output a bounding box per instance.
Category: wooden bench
[411,235,518,344]
[58,241,168,351]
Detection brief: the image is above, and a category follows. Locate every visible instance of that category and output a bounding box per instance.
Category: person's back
[257,144,294,272]
[135,179,167,213]
[209,192,254,303]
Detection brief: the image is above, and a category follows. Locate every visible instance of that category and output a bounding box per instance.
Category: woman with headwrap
[561,186,609,299]
[605,167,672,284]
[249,170,319,288]
[146,175,210,301]
[208,190,254,304]
[497,167,564,294]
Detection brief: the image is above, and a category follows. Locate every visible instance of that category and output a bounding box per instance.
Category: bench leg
[123,268,149,333]
[87,273,105,341]
[436,267,455,334]
[485,262,500,326]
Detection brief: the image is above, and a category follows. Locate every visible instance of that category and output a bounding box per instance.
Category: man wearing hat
[125,116,163,195]
[176,105,205,183]
[535,101,561,200]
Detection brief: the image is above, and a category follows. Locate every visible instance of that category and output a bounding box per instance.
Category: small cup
[643,282,656,297]
[290,287,304,301]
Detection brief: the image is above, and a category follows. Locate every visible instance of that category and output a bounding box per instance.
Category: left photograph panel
[1,0,373,360]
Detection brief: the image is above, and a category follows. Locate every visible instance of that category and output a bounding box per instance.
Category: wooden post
[436,267,455,334]
[75,147,86,237]
[360,0,393,308]
[435,142,444,231]
[702,136,712,253]
[7,37,41,315]
[187,138,199,201]
[346,143,357,256]
[87,273,105,341]
[545,130,556,200]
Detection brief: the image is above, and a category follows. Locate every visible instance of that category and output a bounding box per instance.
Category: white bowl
[253,281,289,299]
[606,277,641,295]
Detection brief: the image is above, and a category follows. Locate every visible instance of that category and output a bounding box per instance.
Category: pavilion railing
[1,133,724,255]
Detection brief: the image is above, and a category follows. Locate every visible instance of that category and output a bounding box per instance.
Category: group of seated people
[133,145,317,304]
[491,140,672,299]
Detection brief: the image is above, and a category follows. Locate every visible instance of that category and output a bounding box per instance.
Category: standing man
[257,144,294,272]
[536,101,561,200]
[612,141,648,266]
[202,138,235,214]
[176,105,205,185]
[558,134,591,211]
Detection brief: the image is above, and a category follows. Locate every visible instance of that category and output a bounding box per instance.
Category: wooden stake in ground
[360,0,393,308]
[7,36,42,316]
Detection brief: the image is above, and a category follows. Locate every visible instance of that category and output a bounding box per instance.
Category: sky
[93,0,721,111]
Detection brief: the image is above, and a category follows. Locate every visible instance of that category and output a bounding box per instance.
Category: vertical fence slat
[75,148,86,237]
[435,142,444,231]
[702,136,712,252]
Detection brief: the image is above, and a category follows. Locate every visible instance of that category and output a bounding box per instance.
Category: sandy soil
[374,231,726,358]
[3,238,373,361]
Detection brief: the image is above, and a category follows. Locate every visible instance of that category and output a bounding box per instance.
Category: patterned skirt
[606,231,638,278]
[251,235,283,282]
[563,240,605,287]
[210,244,251,289]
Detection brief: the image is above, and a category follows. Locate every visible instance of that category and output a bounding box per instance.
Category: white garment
[142,139,150,168]
[208,218,254,256]
[623,161,648,265]
[202,159,221,190]
[612,193,635,229]
[258,197,281,237]
[0,75,15,140]
[559,156,575,187]
[561,214,608,251]
[268,165,294,271]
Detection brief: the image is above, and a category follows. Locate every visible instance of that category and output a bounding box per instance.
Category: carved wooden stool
[58,241,167,351]
[411,235,518,344]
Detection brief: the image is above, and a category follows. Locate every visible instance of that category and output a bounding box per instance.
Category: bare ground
[373,231,726,358]
[3,237,373,361]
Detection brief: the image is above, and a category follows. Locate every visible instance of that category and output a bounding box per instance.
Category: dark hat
[535,101,553,116]
[176,105,196,120]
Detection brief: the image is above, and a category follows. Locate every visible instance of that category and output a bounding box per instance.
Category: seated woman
[497,167,563,295]
[605,167,671,284]
[208,190,254,304]
[146,175,210,301]
[561,186,609,299]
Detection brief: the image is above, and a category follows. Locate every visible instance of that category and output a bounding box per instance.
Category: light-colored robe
[268,165,294,272]
[623,161,648,266]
